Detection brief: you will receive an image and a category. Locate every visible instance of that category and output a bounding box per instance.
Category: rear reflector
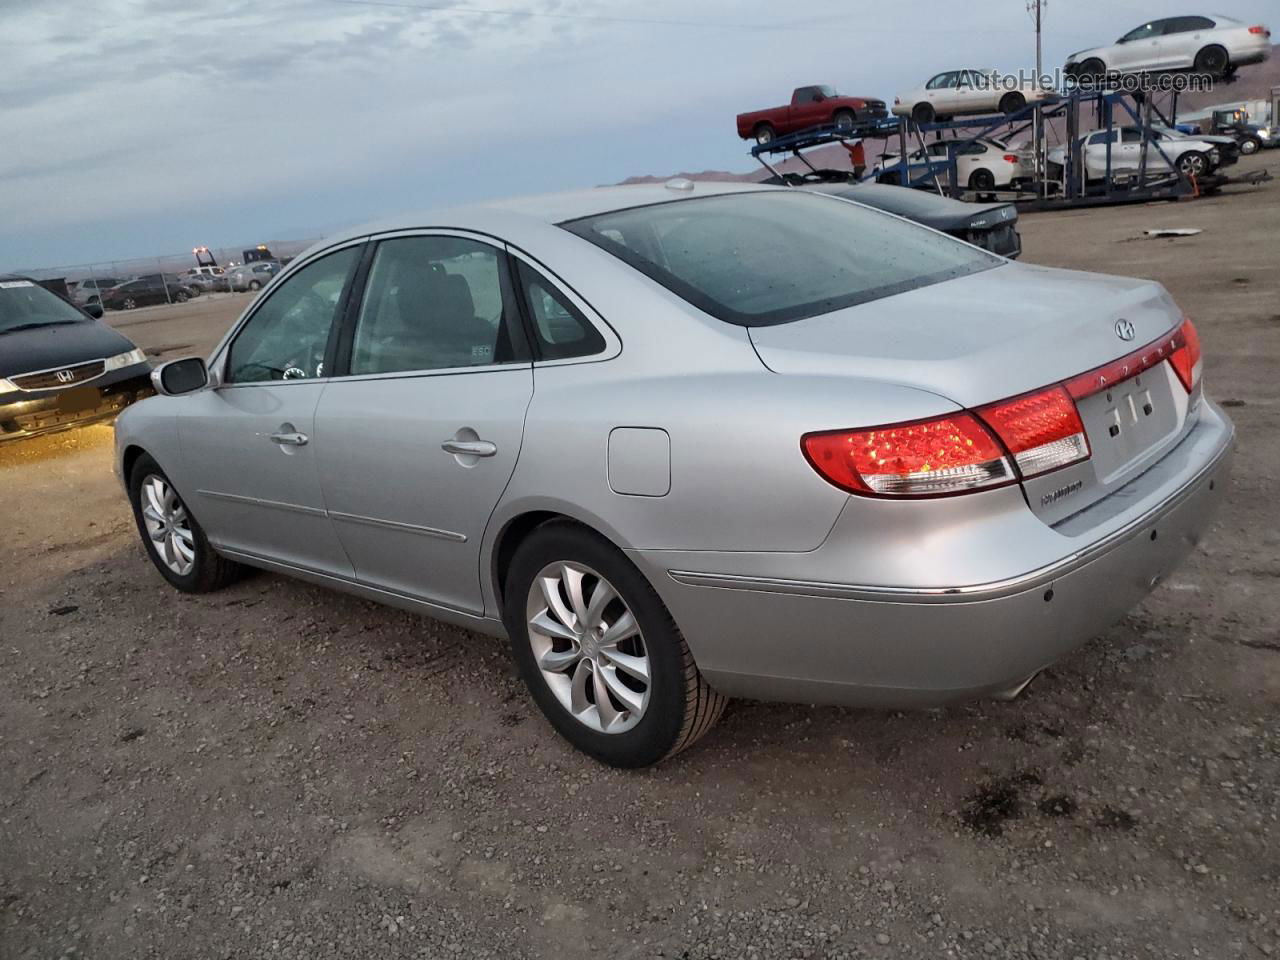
[802,414,1014,497]
[975,385,1090,478]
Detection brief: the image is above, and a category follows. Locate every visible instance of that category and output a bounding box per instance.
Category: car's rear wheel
[1194,45,1228,78]
[504,522,726,767]
[999,92,1025,115]
[174,290,189,303]
[969,168,997,192]
[122,297,137,310]
[911,102,935,125]
[128,454,244,593]
[1178,150,1209,178]
[753,122,776,145]
[248,279,262,291]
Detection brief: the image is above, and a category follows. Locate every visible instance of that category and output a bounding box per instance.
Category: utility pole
[1028,0,1044,79]
[1027,0,1047,197]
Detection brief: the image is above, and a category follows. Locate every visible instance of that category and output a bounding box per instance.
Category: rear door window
[348,235,527,375]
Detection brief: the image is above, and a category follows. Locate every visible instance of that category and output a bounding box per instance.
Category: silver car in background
[114,183,1233,766]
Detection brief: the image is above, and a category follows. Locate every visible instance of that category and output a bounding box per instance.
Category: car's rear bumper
[0,366,153,442]
[631,401,1234,707]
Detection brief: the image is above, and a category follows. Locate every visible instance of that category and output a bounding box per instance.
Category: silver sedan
[114,183,1234,766]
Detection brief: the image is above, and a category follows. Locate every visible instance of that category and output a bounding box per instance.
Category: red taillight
[975,385,1090,478]
[802,413,1014,497]
[1248,25,1268,34]
[1169,317,1201,392]
[1003,153,1020,164]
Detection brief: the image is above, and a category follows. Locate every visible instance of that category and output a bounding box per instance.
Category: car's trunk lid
[749,261,1196,522]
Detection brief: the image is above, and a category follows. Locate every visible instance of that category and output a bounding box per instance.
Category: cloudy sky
[1,0,1274,271]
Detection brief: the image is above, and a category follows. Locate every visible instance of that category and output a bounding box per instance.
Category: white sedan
[1065,14,1270,79]
[893,69,1052,124]
[1048,127,1222,180]
[874,137,1027,192]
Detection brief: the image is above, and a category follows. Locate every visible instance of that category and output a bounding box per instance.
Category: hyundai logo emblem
[1114,319,1136,342]
[55,369,76,383]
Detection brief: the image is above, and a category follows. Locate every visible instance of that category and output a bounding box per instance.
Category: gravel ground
[2,156,1278,959]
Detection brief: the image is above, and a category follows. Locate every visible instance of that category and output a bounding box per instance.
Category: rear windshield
[561,191,1000,326]
[0,280,86,333]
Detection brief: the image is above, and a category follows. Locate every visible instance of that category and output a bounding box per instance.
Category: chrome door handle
[269,431,309,446]
[441,439,497,457]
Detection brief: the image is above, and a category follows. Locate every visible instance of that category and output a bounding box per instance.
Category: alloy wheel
[525,561,650,734]
[140,475,196,576]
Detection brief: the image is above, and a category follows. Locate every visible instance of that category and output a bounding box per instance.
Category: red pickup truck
[736,85,889,144]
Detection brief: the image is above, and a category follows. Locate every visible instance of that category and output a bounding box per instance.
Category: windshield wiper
[1,320,82,333]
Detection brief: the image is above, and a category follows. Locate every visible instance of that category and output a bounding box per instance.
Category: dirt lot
[3,159,1279,960]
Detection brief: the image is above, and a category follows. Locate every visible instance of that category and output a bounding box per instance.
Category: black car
[814,182,1022,258]
[101,274,195,311]
[0,277,152,443]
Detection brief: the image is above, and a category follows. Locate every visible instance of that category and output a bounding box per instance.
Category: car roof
[314,181,779,250]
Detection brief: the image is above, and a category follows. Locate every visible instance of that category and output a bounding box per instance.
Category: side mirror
[151,357,210,396]
[83,302,104,319]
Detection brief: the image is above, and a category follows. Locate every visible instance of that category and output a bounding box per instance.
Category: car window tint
[1120,21,1162,42]
[564,191,1000,327]
[515,261,605,361]
[1164,15,1213,33]
[1120,128,1144,143]
[225,246,358,384]
[350,236,522,375]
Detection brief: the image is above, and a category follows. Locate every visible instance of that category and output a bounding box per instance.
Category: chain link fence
[15,237,320,312]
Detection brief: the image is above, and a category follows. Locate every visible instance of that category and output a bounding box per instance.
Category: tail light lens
[975,385,1089,477]
[1003,153,1020,164]
[802,414,1013,497]
[1169,317,1201,392]
[1248,25,1268,34]
[804,319,1202,497]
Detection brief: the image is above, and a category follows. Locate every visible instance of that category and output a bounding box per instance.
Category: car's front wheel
[128,453,244,593]
[504,521,726,767]
[1239,136,1261,156]
[122,297,137,310]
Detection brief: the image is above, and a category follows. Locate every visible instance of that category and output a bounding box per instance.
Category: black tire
[999,92,1025,115]
[1078,57,1106,81]
[248,280,262,291]
[174,290,189,303]
[1194,45,1228,78]
[753,122,775,145]
[122,297,137,310]
[879,171,901,186]
[1178,150,1209,178]
[833,108,856,132]
[911,102,935,125]
[128,453,244,593]
[969,168,997,192]
[1239,136,1261,156]
[503,521,727,767]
